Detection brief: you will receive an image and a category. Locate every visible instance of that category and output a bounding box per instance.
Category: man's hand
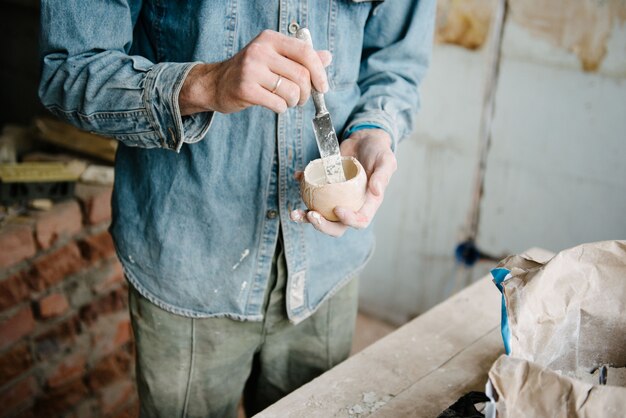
[179,30,331,115]
[290,129,397,238]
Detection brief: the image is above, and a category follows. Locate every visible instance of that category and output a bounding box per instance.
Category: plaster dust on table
[346,392,394,417]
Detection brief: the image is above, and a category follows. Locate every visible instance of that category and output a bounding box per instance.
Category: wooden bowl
[300,156,367,221]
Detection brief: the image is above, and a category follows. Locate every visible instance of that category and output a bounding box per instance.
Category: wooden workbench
[256,248,553,418]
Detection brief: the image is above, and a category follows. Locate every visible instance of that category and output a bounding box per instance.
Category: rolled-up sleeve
[39,0,212,151]
[345,0,436,151]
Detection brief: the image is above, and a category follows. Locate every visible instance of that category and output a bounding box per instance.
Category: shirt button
[288,21,300,35]
[266,210,278,219]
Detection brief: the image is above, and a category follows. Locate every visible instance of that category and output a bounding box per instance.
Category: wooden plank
[371,329,503,417]
[256,248,553,418]
[35,118,117,163]
[256,276,501,417]
[0,162,79,183]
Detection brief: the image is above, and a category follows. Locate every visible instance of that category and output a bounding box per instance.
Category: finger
[267,53,311,106]
[354,191,383,225]
[335,184,386,231]
[246,83,288,113]
[333,207,370,230]
[368,153,397,196]
[290,209,309,223]
[260,70,300,108]
[306,211,348,238]
[273,36,329,93]
[317,50,332,67]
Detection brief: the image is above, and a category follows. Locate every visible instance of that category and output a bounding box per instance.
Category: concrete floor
[351,311,397,354]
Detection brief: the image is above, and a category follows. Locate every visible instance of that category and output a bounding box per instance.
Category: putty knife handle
[295,28,327,115]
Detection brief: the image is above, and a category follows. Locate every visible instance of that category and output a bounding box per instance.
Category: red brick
[98,379,135,416]
[90,313,132,360]
[114,319,132,347]
[0,307,36,350]
[34,379,88,416]
[0,222,36,270]
[35,315,81,359]
[0,272,30,311]
[45,352,87,388]
[79,231,116,263]
[87,349,133,391]
[71,399,98,418]
[80,288,126,325]
[13,407,37,418]
[75,184,112,225]
[0,342,33,387]
[0,376,38,416]
[109,400,139,418]
[36,293,70,319]
[28,243,85,291]
[34,200,83,249]
[94,261,125,294]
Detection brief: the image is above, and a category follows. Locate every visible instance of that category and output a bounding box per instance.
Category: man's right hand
[179,30,331,116]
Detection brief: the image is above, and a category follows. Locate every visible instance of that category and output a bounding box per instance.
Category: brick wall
[0,185,138,418]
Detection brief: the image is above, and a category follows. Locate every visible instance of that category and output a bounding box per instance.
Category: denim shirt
[39,0,435,323]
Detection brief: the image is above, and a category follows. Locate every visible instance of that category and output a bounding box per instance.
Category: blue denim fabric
[39,0,435,323]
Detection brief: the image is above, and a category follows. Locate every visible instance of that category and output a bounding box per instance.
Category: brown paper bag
[486,241,626,417]
[488,355,626,418]
[498,240,626,374]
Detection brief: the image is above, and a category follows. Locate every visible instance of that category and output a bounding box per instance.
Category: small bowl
[300,156,367,221]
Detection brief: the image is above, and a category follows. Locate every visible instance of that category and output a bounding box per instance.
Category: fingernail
[291,210,302,221]
[335,208,346,218]
[310,212,322,226]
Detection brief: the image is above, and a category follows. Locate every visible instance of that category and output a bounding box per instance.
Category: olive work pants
[129,238,359,418]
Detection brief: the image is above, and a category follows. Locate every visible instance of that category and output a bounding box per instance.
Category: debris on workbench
[347,392,393,417]
[487,240,626,417]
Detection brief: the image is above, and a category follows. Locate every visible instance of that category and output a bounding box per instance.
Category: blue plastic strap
[491,267,512,355]
[343,123,386,139]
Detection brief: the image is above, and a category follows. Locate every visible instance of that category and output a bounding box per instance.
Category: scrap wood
[35,117,117,163]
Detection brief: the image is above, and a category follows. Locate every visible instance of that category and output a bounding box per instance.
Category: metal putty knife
[295,28,346,184]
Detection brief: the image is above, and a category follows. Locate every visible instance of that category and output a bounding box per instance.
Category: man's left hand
[290,128,397,237]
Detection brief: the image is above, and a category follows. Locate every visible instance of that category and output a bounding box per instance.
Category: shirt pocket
[328,0,377,89]
[148,1,238,63]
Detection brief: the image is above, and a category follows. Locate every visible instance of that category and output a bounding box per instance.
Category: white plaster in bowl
[300,156,367,221]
